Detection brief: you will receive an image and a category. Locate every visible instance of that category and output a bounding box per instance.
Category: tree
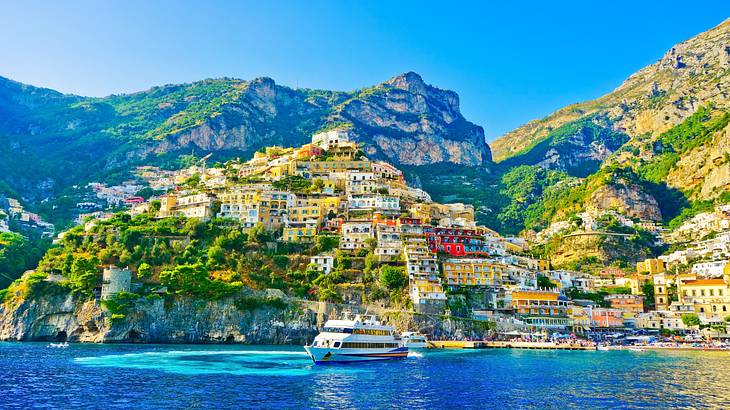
[67,255,100,294]
[642,282,655,307]
[207,245,225,266]
[536,275,556,289]
[247,223,271,244]
[380,265,407,290]
[681,313,701,327]
[137,262,152,279]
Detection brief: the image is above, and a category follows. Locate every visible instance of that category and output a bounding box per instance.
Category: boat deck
[428,341,594,350]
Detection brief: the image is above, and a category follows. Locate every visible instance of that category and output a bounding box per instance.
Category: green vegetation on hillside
[637,105,730,184]
[0,232,49,288]
[502,116,629,177]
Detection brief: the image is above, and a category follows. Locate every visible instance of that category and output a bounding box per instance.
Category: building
[310,254,334,274]
[340,221,373,250]
[410,278,447,309]
[283,223,317,242]
[636,258,666,275]
[589,307,625,328]
[425,227,494,257]
[101,266,132,300]
[374,224,402,263]
[604,294,644,314]
[311,129,351,150]
[511,290,571,329]
[676,271,730,319]
[691,260,729,277]
[442,258,505,287]
[635,311,688,331]
[653,272,671,311]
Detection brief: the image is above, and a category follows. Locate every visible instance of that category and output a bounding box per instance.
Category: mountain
[0,72,488,223]
[491,18,730,164]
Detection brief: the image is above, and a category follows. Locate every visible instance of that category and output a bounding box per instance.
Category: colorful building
[511,290,571,329]
[442,258,505,287]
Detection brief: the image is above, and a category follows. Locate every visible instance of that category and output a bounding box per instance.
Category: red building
[425,227,493,257]
[124,196,145,205]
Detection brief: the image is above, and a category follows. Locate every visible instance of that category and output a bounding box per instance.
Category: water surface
[2,343,729,409]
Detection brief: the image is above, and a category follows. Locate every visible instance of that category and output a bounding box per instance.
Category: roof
[682,279,726,286]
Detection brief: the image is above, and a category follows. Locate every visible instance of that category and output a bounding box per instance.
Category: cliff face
[492,18,730,162]
[0,290,490,344]
[331,72,490,165]
[588,182,662,221]
[0,292,318,344]
[666,122,730,200]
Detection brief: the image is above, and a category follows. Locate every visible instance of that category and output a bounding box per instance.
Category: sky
[1,1,727,140]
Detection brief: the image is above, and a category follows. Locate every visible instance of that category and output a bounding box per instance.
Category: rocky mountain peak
[386,71,427,94]
[491,17,730,162]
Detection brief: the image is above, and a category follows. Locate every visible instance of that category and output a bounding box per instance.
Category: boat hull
[304,346,408,364]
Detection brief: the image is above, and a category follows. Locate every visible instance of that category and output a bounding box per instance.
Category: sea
[1,343,729,409]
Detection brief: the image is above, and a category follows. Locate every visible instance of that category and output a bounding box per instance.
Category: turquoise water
[1,343,729,409]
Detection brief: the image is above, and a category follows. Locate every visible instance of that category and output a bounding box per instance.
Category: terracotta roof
[682,279,726,286]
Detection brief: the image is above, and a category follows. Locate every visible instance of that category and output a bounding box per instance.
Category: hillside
[491,18,730,163]
[0,72,488,225]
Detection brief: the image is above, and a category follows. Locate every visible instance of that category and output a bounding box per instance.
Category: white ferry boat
[304,313,408,364]
[401,332,428,349]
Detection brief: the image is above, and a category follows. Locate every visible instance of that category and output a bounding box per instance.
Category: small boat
[596,345,610,351]
[401,332,428,349]
[48,342,69,348]
[629,347,646,352]
[304,313,408,364]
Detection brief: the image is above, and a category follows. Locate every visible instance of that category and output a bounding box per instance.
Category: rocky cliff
[491,18,730,162]
[330,72,490,165]
[0,287,491,344]
[666,122,730,200]
[588,182,662,221]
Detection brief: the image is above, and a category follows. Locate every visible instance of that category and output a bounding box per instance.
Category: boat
[48,342,69,348]
[304,313,408,364]
[401,332,428,349]
[628,347,646,352]
[596,345,610,351]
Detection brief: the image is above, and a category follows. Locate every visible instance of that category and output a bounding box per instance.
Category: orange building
[604,294,644,314]
[511,290,570,329]
[590,308,624,328]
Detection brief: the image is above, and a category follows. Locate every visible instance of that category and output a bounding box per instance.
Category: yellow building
[308,160,371,174]
[287,205,320,224]
[442,258,506,287]
[283,225,317,242]
[653,272,671,311]
[677,271,730,319]
[409,203,432,224]
[636,258,665,275]
[307,196,340,218]
[267,163,293,179]
[511,290,571,329]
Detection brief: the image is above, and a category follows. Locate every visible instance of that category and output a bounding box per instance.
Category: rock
[491,18,730,162]
[588,182,662,221]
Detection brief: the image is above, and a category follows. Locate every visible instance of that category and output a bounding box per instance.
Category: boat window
[333,341,341,348]
[322,327,353,333]
[352,329,391,336]
[341,342,399,349]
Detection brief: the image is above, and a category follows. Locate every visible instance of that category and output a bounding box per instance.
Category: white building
[311,129,351,150]
[340,221,373,250]
[310,254,335,274]
[691,260,729,278]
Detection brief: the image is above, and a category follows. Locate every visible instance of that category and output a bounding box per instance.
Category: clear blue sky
[1,1,726,139]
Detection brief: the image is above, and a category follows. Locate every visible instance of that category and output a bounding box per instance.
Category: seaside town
[64,129,730,351]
